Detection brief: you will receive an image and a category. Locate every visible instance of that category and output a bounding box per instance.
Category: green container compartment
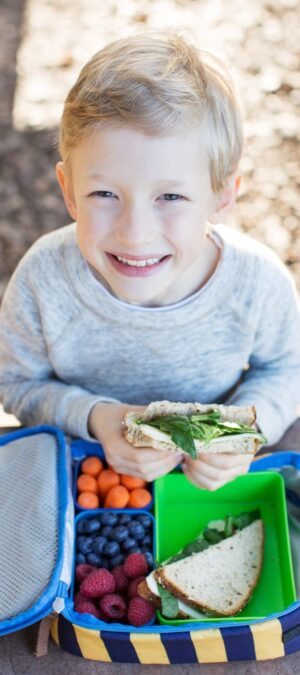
[154,471,296,625]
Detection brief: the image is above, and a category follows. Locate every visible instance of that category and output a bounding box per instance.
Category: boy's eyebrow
[153,180,186,187]
[88,173,114,181]
[88,173,186,187]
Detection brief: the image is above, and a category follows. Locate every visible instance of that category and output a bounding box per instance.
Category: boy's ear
[209,175,240,224]
[56,161,77,220]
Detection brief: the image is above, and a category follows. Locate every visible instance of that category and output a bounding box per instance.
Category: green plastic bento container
[154,471,296,624]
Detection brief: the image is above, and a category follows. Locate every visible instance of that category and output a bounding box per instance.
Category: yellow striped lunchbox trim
[73,625,112,661]
[190,627,227,663]
[51,616,289,663]
[51,618,112,662]
[130,632,170,664]
[250,619,284,660]
[51,617,59,646]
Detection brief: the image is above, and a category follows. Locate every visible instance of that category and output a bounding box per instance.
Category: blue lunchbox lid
[0,425,74,635]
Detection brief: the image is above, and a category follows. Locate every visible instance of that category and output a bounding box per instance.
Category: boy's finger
[182,457,248,482]
[109,451,181,480]
[182,465,228,492]
[121,440,181,463]
[186,453,251,470]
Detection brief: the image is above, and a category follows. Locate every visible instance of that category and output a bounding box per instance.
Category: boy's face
[57,125,235,306]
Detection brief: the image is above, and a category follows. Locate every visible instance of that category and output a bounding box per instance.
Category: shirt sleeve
[0,265,120,440]
[225,269,300,446]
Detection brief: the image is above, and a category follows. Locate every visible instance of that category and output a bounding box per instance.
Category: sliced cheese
[138,424,172,443]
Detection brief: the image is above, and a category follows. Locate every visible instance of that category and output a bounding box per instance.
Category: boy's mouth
[107,253,171,277]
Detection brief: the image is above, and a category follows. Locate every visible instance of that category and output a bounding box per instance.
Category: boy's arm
[0,269,183,479]
[0,275,119,440]
[225,272,300,446]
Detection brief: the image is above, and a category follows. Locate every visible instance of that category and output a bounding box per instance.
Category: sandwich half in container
[138,512,264,619]
[123,401,267,458]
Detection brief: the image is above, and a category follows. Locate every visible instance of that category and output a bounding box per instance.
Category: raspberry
[98,608,109,622]
[127,596,155,627]
[127,576,146,598]
[75,563,97,584]
[75,601,101,618]
[74,590,90,605]
[111,565,129,592]
[81,568,116,598]
[123,553,148,579]
[100,593,127,620]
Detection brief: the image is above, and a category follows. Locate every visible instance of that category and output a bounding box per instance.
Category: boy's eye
[90,190,116,198]
[159,193,184,201]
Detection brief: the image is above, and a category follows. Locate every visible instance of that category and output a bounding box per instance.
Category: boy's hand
[181,453,252,491]
[88,402,182,482]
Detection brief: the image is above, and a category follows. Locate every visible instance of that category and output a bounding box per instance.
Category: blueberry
[104,541,120,557]
[127,521,145,541]
[77,519,87,534]
[101,525,113,538]
[143,551,154,568]
[118,513,131,525]
[76,553,86,565]
[143,534,152,547]
[110,553,125,567]
[135,514,152,529]
[77,536,94,555]
[87,552,102,566]
[111,526,129,543]
[92,535,107,554]
[84,518,101,534]
[122,537,137,552]
[101,512,118,526]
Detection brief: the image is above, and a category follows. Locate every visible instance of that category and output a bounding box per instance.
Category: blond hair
[59,32,243,191]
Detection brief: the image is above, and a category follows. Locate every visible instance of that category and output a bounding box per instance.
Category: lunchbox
[1,424,300,664]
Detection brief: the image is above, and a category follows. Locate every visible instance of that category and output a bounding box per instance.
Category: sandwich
[123,401,267,458]
[138,511,264,618]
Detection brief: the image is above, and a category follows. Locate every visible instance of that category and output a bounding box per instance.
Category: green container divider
[154,471,296,624]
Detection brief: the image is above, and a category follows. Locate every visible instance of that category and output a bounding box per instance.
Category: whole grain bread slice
[154,519,264,617]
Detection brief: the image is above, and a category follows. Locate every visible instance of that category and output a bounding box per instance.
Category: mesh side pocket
[0,433,59,620]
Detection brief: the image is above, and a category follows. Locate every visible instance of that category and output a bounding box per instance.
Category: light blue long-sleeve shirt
[0,222,300,445]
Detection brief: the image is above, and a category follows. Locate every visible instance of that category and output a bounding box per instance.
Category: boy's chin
[87,262,165,305]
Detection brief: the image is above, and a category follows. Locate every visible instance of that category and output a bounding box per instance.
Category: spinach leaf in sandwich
[137,414,198,458]
[137,411,267,457]
[157,584,179,618]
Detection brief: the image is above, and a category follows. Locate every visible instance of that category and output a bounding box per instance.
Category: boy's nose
[115,206,157,247]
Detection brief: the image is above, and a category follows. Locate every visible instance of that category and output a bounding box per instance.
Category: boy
[0,32,300,491]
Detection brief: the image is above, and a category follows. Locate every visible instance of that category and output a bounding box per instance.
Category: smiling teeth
[116,256,161,267]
